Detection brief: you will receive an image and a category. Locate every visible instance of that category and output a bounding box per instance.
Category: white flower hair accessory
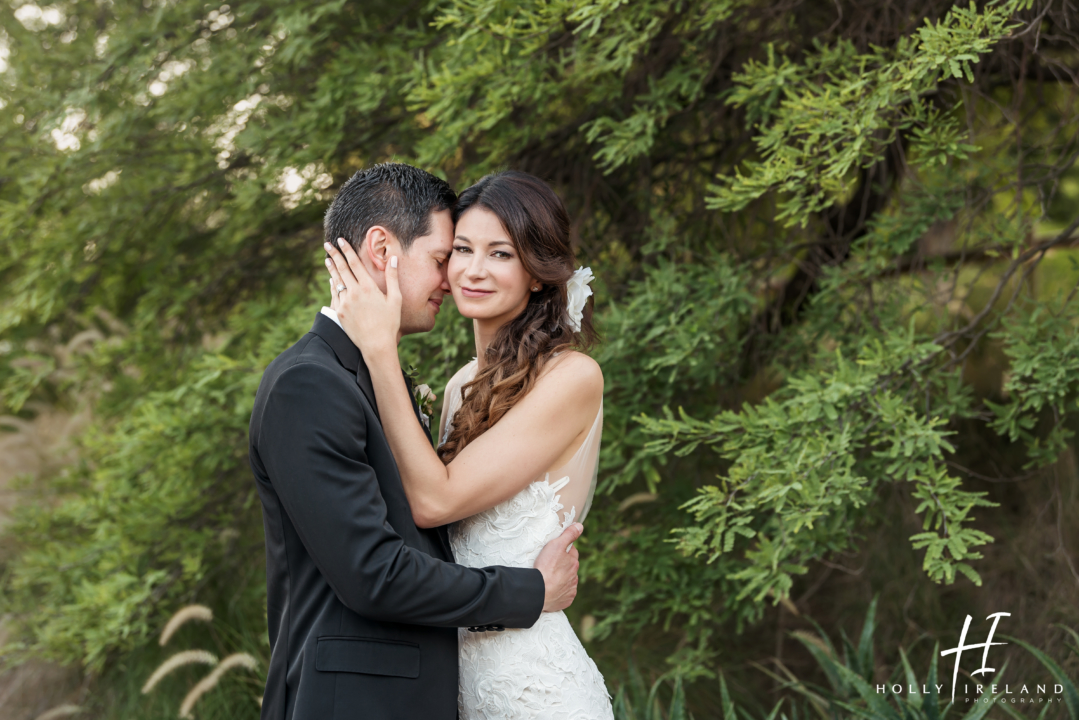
[565,266,594,332]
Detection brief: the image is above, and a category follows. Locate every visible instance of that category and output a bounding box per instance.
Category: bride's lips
[460,286,494,298]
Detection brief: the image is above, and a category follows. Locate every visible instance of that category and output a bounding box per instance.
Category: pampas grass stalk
[178,653,259,718]
[159,604,214,646]
[34,705,82,720]
[141,650,219,694]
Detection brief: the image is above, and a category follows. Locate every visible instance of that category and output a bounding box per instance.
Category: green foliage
[708,0,1027,226]
[413,0,757,174]
[1,0,1078,710]
[595,253,757,495]
[90,592,266,719]
[614,660,695,720]
[642,330,995,607]
[1000,628,1079,719]
[1,289,316,669]
[988,296,1079,469]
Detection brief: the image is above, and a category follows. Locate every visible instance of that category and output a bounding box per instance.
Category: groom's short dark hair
[324,163,457,253]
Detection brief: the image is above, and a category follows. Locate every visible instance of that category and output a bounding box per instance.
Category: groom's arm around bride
[250,309,583,720]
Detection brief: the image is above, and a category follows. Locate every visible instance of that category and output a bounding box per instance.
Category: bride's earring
[531,285,540,292]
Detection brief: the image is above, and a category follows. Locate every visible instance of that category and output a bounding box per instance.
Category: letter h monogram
[940,612,1010,702]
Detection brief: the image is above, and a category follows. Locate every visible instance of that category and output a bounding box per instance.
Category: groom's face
[397,209,454,336]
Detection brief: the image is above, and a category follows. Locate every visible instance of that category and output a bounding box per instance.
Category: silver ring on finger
[336,283,346,294]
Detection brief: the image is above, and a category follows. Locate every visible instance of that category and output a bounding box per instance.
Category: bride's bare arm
[362,344,602,528]
[324,238,602,528]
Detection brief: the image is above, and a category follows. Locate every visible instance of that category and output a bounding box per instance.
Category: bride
[324,170,614,719]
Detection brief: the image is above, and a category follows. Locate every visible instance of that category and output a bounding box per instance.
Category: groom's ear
[363,225,394,271]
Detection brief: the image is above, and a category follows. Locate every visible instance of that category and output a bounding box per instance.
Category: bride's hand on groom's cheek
[324,238,401,356]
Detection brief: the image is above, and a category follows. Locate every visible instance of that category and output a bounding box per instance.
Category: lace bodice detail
[440,358,613,720]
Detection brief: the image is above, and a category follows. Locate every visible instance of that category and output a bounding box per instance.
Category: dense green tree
[1,0,1077,714]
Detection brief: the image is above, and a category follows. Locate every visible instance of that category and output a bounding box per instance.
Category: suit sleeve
[257,361,544,628]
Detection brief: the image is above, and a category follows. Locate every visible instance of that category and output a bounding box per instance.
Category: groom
[249,163,584,720]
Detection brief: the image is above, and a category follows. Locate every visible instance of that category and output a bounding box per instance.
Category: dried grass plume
[33,705,82,720]
[178,653,259,718]
[141,650,218,694]
[159,604,213,646]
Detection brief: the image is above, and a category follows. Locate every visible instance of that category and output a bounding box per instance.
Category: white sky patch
[0,35,10,74]
[279,167,305,195]
[51,107,86,152]
[149,58,195,97]
[275,164,333,210]
[84,169,121,195]
[161,59,195,80]
[14,4,65,32]
[95,33,109,58]
[40,5,62,24]
[207,6,234,32]
[209,94,261,168]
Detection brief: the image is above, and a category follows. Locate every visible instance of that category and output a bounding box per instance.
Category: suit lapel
[309,313,380,421]
[309,313,455,560]
[403,373,454,559]
[355,362,380,421]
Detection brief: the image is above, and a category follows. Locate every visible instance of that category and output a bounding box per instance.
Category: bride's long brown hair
[437,171,597,464]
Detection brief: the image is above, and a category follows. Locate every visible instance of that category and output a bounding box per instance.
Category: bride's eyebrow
[453,235,511,249]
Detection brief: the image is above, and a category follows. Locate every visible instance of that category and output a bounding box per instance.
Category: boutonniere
[404,363,421,386]
[414,383,436,420]
[405,365,436,428]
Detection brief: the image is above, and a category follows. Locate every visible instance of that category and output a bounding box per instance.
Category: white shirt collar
[320,306,343,330]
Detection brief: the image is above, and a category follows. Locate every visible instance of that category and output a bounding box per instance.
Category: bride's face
[448,207,539,326]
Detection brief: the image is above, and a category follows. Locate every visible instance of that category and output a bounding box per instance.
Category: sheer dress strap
[544,401,603,524]
[547,474,572,492]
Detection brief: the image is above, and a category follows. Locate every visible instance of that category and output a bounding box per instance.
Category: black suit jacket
[250,314,545,720]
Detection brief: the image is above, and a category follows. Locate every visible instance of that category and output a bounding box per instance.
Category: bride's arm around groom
[250,309,582,720]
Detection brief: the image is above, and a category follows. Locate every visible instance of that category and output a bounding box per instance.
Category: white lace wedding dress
[441,359,614,720]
